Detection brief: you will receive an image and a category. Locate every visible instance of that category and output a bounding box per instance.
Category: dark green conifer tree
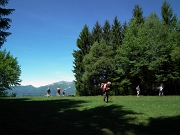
[121,21,127,40]
[72,25,92,96]
[83,39,114,95]
[110,16,123,95]
[111,16,122,50]
[91,21,102,43]
[161,0,178,28]
[0,0,15,48]
[102,20,111,44]
[131,4,145,24]
[161,0,180,94]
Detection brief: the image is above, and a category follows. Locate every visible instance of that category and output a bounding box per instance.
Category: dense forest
[72,0,180,96]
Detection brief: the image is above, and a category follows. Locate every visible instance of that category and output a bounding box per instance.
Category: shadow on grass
[0,98,180,135]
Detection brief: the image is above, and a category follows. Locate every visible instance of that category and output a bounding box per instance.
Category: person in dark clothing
[47,86,51,97]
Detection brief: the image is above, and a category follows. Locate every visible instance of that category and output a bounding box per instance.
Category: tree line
[72,0,180,96]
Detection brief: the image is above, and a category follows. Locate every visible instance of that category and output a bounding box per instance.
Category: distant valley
[11,81,76,97]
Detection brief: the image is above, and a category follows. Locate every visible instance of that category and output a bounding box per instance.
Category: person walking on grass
[47,86,51,97]
[57,86,61,97]
[158,84,163,96]
[62,90,65,96]
[136,85,140,97]
[102,82,111,103]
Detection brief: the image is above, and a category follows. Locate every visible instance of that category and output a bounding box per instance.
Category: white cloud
[54,71,75,81]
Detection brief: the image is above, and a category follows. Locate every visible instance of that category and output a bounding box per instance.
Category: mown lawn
[0,96,180,135]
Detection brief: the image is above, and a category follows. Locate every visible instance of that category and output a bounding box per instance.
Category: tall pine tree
[83,39,114,95]
[102,20,111,44]
[161,0,180,94]
[131,4,145,24]
[0,0,15,48]
[161,0,178,29]
[72,25,91,96]
[91,21,102,43]
[110,16,123,95]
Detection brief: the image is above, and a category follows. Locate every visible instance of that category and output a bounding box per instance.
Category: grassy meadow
[0,96,180,135]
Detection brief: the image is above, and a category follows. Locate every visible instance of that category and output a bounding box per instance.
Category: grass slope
[0,96,180,135]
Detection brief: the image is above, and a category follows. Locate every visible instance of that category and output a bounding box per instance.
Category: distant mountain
[11,81,76,97]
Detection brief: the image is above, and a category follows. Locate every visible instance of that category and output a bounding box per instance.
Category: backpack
[101,83,110,92]
[101,83,105,90]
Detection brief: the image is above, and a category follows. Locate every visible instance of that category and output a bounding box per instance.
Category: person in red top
[57,86,61,97]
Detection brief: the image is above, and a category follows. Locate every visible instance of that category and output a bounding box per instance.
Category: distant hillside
[11,81,76,97]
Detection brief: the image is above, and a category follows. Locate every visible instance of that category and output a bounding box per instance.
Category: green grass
[0,96,180,135]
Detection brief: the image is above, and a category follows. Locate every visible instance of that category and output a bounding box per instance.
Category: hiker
[47,86,51,97]
[136,85,140,97]
[102,82,111,103]
[100,82,105,92]
[62,90,65,96]
[57,86,61,97]
[158,84,163,96]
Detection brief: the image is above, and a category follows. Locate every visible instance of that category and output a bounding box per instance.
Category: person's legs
[57,91,60,97]
[103,91,107,102]
[159,91,162,96]
[160,91,163,96]
[106,92,109,103]
[137,91,139,97]
[103,91,109,103]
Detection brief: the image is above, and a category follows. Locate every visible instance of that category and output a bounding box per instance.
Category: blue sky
[2,0,180,87]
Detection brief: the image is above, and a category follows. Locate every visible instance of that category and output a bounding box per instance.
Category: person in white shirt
[158,84,163,96]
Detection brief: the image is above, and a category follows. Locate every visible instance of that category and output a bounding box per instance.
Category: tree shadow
[145,116,180,135]
[0,98,180,135]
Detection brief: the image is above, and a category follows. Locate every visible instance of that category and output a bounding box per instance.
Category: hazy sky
[2,0,180,87]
